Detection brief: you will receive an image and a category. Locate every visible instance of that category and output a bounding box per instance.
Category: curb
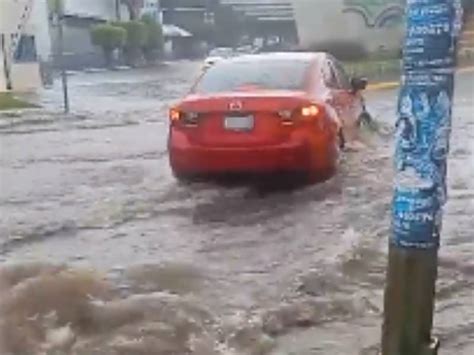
[367,82,400,91]
[458,66,474,73]
[367,66,474,91]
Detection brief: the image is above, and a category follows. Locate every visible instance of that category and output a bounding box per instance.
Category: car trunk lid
[176,91,310,147]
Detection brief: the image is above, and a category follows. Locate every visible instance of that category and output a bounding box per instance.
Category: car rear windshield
[193,59,311,94]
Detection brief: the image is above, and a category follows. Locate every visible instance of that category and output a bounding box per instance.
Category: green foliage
[0,93,36,111]
[90,24,126,66]
[141,15,164,51]
[47,0,62,13]
[112,20,147,66]
[307,41,369,61]
[91,24,127,51]
[141,15,165,62]
[113,21,147,49]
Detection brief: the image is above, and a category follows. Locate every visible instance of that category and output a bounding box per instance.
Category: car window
[193,59,311,93]
[332,60,352,90]
[323,61,340,89]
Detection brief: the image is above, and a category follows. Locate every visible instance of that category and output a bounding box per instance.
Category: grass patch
[0,93,37,111]
[344,59,401,83]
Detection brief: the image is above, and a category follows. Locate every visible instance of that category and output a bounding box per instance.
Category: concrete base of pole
[381,246,439,355]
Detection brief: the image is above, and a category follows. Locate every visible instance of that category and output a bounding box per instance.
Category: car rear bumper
[169,134,310,174]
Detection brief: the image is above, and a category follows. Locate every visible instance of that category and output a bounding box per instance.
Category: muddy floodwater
[0,62,473,354]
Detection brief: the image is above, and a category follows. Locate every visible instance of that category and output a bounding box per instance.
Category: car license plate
[224,115,254,131]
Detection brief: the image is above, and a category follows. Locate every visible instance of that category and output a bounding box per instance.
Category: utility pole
[116,0,122,21]
[1,34,12,90]
[382,1,463,354]
[54,0,69,113]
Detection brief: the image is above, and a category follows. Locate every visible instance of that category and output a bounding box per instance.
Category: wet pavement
[0,62,472,354]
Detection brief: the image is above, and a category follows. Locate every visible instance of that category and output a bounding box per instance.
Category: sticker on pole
[392,0,462,249]
[403,0,461,70]
[392,73,453,249]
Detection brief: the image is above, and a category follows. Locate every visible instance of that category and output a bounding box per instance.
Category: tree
[121,0,144,20]
[113,20,147,66]
[90,24,127,67]
[141,15,165,63]
[47,0,62,13]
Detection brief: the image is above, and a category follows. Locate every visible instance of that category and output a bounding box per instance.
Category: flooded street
[0,62,472,354]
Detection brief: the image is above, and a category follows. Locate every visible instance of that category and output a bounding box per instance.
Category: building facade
[293,0,405,54]
[0,0,51,92]
[50,0,123,69]
[220,0,298,45]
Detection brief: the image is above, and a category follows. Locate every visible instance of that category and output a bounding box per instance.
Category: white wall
[293,0,404,53]
[11,63,42,91]
[63,0,117,20]
[0,0,19,34]
[33,0,52,61]
[0,0,49,92]
[0,0,51,57]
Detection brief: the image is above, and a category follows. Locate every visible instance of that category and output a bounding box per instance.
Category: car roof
[222,52,326,64]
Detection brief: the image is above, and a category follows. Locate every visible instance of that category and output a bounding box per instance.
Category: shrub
[141,15,164,63]
[307,41,369,62]
[90,24,126,67]
[113,21,147,66]
[48,0,63,13]
[121,21,147,48]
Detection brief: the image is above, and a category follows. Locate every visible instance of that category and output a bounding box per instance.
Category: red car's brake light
[170,108,181,122]
[278,104,321,126]
[169,108,199,126]
[301,105,320,117]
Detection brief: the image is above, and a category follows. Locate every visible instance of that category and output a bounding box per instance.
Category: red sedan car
[168,52,368,182]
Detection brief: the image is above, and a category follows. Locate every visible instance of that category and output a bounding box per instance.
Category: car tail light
[170,108,181,123]
[278,104,321,126]
[301,105,320,117]
[169,108,199,126]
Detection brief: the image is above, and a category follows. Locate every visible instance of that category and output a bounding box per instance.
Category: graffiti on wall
[343,0,405,28]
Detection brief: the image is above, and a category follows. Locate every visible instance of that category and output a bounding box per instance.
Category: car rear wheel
[338,129,345,150]
[306,138,338,184]
[172,169,194,183]
[358,111,376,130]
[307,164,336,184]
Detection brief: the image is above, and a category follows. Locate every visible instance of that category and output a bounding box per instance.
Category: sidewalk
[367,65,474,91]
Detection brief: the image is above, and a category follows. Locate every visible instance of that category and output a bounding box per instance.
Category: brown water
[0,63,472,354]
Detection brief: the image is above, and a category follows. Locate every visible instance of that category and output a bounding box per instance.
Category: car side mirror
[351,77,368,92]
